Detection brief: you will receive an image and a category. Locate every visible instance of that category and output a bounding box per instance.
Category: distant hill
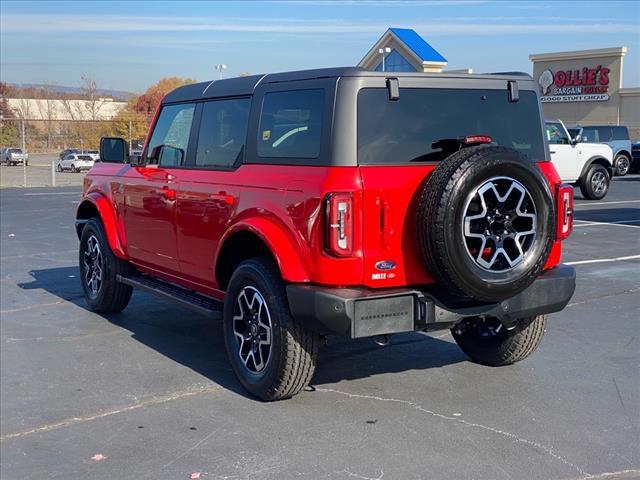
[7,83,137,100]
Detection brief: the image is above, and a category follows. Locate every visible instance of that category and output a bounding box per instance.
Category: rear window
[612,126,629,141]
[357,88,545,164]
[257,89,324,159]
[78,155,93,161]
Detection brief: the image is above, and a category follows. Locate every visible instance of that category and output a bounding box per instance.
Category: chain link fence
[1,117,152,188]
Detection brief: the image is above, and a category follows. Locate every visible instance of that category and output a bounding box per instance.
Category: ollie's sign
[538,65,610,103]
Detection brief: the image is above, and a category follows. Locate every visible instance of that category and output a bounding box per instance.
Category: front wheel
[223,258,319,401]
[579,164,610,200]
[452,315,547,366]
[57,164,63,172]
[79,218,133,312]
[614,154,630,176]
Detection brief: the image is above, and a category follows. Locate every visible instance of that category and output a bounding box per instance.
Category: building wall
[7,97,127,121]
[359,36,423,72]
[620,89,640,140]
[531,51,624,126]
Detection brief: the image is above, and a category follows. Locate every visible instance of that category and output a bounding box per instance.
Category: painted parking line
[573,219,640,229]
[565,254,640,266]
[574,199,640,207]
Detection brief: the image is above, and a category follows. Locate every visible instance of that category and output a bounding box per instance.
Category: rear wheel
[579,164,609,200]
[452,315,547,366]
[223,258,319,401]
[614,154,630,176]
[79,218,133,312]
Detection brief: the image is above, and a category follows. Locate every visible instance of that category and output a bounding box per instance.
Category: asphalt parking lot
[1,177,638,480]
[0,154,86,189]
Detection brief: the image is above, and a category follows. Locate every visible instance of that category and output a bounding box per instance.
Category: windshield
[357,88,545,164]
[9,148,22,154]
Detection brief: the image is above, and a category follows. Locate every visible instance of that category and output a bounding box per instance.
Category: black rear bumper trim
[286,265,576,338]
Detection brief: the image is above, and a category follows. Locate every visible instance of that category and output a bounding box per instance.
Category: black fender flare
[579,156,613,180]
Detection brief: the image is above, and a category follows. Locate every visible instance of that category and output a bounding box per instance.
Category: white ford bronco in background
[545,119,614,200]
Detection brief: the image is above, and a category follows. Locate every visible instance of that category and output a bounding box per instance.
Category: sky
[1,0,639,93]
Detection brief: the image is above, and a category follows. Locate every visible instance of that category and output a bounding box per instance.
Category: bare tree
[80,74,106,121]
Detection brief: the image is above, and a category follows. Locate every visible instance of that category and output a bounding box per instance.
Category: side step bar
[116,274,223,320]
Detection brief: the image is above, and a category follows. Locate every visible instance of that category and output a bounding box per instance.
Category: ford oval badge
[375,260,396,271]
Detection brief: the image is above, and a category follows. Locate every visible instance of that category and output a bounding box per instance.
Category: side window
[546,123,569,145]
[581,127,598,143]
[597,127,612,142]
[257,89,324,159]
[146,103,195,166]
[612,126,629,141]
[195,98,251,168]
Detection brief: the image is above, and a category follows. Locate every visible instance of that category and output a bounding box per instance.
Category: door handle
[210,191,235,206]
[549,150,556,154]
[160,186,176,201]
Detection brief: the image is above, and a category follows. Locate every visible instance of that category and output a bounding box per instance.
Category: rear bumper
[286,265,576,338]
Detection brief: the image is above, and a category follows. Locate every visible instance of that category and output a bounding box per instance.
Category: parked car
[631,141,640,173]
[59,148,80,160]
[545,119,613,200]
[76,68,576,401]
[1,147,28,166]
[567,125,632,176]
[83,150,100,161]
[58,153,95,172]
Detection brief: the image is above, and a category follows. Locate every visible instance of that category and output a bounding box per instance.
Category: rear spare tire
[416,146,555,302]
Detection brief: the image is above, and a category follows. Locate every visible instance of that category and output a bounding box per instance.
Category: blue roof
[389,28,447,63]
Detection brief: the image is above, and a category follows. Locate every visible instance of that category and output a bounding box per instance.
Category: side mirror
[148,144,184,167]
[572,134,582,144]
[100,137,129,163]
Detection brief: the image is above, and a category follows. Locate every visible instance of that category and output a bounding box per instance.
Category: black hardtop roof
[162,67,533,104]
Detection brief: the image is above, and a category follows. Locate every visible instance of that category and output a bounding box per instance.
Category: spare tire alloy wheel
[232,286,273,374]
[463,177,536,272]
[416,146,555,302]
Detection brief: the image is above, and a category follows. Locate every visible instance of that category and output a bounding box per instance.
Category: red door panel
[123,166,180,274]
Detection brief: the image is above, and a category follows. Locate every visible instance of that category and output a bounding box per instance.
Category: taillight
[325,193,353,257]
[556,184,573,240]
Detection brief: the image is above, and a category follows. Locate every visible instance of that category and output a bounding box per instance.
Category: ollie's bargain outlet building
[530,47,639,139]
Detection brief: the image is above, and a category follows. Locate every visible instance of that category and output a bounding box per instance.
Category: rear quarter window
[357,88,546,164]
[257,89,324,159]
[612,126,629,141]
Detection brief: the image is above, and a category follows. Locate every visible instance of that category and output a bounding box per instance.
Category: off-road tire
[79,218,133,312]
[223,258,319,401]
[416,146,555,302]
[614,154,630,176]
[452,315,547,366]
[579,164,610,200]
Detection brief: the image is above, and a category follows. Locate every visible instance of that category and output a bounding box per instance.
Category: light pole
[215,64,227,79]
[378,47,391,72]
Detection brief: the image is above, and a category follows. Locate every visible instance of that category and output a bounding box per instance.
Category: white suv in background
[57,153,95,173]
[545,119,614,200]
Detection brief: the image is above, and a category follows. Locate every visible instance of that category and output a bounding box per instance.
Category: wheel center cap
[250,324,258,336]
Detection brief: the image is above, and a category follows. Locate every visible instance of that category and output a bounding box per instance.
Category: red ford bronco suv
[76,68,576,401]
